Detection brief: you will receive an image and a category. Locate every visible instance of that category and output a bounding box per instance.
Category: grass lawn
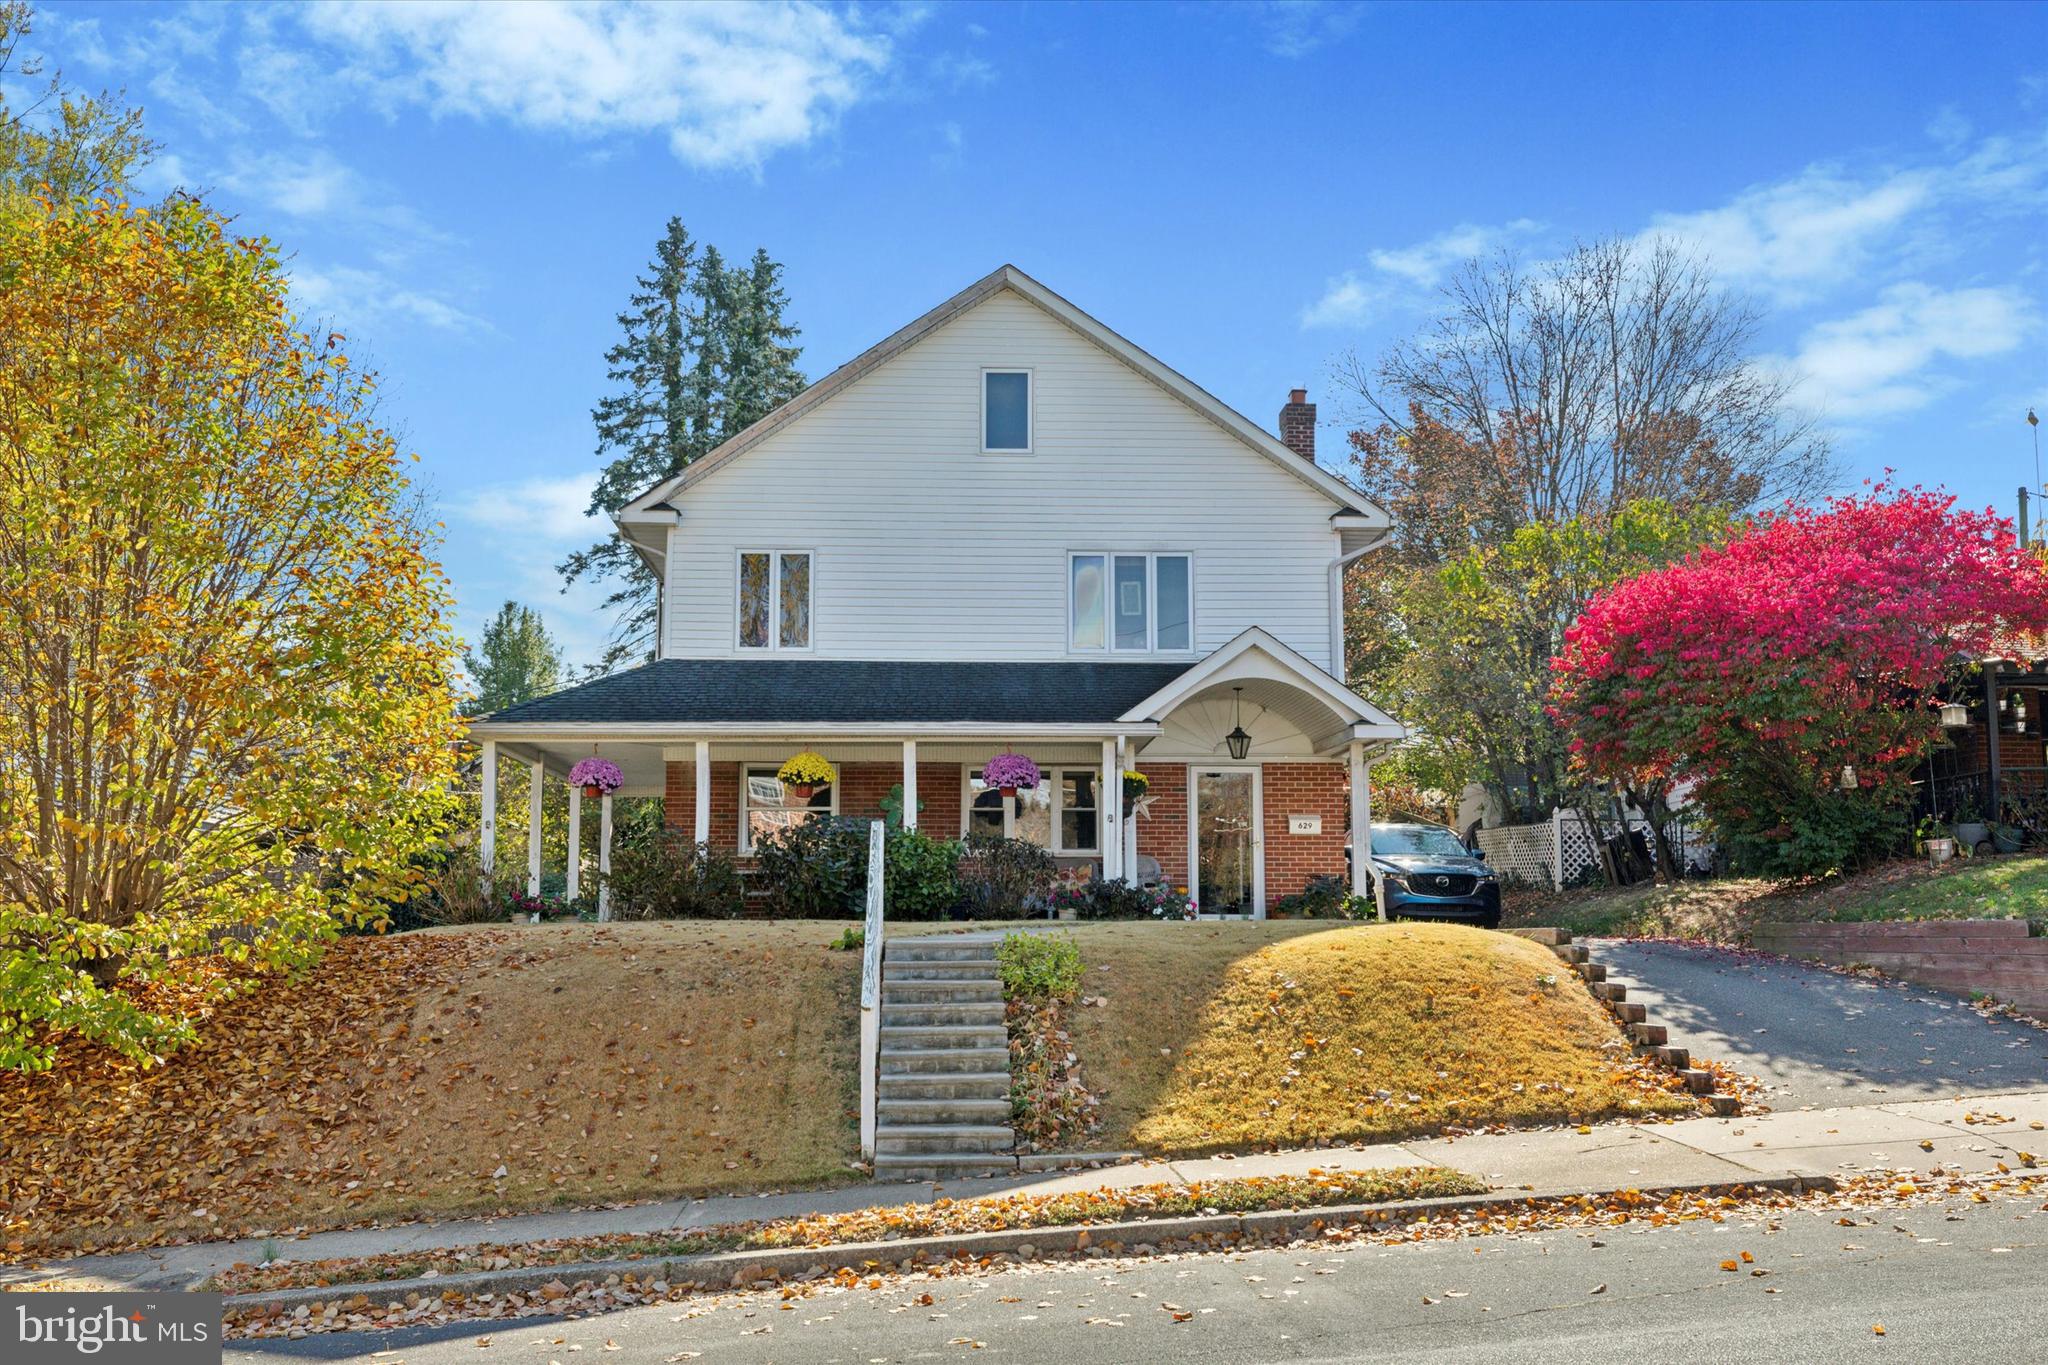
[1503,852,2048,943]
[0,922,862,1258]
[1056,921,1696,1157]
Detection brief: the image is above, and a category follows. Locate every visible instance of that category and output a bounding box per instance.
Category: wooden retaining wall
[1751,919,2048,1018]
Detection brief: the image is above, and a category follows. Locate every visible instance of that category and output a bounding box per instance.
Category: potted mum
[983,751,1041,799]
[568,757,623,800]
[777,750,834,801]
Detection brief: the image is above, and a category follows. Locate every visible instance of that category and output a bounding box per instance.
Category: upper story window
[1069,552,1192,652]
[738,550,811,650]
[982,369,1032,452]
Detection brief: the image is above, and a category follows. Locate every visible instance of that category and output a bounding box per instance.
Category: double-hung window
[1069,552,1192,652]
[737,550,812,650]
[741,765,834,853]
[966,765,1100,854]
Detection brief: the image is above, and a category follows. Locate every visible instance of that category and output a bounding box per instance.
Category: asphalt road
[1593,939,2048,1109]
[226,1183,2048,1364]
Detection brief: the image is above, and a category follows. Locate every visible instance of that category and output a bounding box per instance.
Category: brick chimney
[1279,387,1316,462]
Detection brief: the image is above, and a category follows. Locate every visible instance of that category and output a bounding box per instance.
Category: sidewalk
[14,1086,2047,1294]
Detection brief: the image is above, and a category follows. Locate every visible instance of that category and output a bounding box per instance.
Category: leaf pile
[1005,997,1101,1148]
[224,1165,2048,1339]
[212,1165,1486,1295]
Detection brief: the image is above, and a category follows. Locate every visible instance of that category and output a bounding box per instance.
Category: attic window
[982,369,1032,452]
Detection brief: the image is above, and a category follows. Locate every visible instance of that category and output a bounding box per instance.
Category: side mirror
[1471,847,1487,860]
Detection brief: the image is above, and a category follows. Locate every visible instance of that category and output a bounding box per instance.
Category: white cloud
[1646,168,1935,304]
[300,0,896,170]
[1302,220,1541,327]
[1927,104,1972,151]
[463,470,607,543]
[291,264,485,335]
[1254,1,1363,59]
[1785,282,2032,418]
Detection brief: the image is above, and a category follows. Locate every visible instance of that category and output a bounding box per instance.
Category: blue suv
[1368,822,1501,929]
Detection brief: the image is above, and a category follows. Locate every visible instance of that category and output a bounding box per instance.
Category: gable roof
[1117,627,1405,739]
[615,264,1391,527]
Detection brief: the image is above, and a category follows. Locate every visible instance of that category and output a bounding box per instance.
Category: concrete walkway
[1594,939,2048,1109]
[17,1087,2048,1294]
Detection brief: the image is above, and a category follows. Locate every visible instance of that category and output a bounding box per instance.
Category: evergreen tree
[562,220,805,671]
[462,601,564,717]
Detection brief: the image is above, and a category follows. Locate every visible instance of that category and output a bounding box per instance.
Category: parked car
[1367,822,1501,929]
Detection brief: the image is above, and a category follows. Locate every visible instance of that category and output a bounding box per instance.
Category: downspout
[1327,525,1395,682]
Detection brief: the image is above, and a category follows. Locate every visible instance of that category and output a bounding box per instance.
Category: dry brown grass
[1060,921,1695,1156]
[2,922,861,1256]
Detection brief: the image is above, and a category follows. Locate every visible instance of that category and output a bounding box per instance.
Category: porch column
[1116,734,1136,878]
[527,760,544,896]
[901,740,918,830]
[597,792,614,920]
[693,739,712,848]
[1349,741,1378,917]
[566,786,582,901]
[479,740,498,897]
[1987,664,2004,823]
[1101,738,1121,881]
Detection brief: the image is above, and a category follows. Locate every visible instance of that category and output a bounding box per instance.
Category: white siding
[663,291,1342,662]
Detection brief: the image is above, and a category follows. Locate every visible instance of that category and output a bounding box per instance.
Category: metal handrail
[857,820,885,1162]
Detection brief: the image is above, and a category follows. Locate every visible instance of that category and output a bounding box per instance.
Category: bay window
[1069,552,1192,652]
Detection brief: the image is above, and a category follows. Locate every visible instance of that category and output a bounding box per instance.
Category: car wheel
[1481,910,1502,931]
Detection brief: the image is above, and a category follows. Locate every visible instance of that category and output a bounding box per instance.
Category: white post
[479,740,498,898]
[1550,807,1566,892]
[1351,741,1380,919]
[858,819,885,1161]
[526,761,544,897]
[901,739,918,830]
[1117,735,1136,879]
[693,740,711,848]
[1100,737,1120,882]
[597,792,614,920]
[566,786,582,902]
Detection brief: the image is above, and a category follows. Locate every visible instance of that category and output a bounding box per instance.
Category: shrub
[957,835,1057,919]
[1272,874,1372,919]
[1047,879,1197,921]
[884,827,963,921]
[422,846,499,925]
[755,817,964,920]
[996,932,1081,1002]
[603,830,745,919]
[753,817,869,919]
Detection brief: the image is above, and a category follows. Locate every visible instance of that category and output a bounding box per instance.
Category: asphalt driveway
[1592,939,2048,1109]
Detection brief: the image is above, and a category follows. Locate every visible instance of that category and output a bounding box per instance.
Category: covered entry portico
[466,633,1405,916]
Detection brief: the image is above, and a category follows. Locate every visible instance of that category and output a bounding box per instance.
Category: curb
[220,1171,1834,1316]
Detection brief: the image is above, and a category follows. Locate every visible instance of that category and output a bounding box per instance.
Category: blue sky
[26,0,2048,670]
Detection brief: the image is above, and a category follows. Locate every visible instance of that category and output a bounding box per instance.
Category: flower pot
[1926,836,1956,865]
[1993,824,2026,855]
[581,783,604,799]
[999,785,1018,799]
[788,783,815,801]
[1956,820,1989,850]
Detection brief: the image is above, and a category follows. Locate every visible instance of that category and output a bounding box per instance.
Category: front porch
[467,632,1406,918]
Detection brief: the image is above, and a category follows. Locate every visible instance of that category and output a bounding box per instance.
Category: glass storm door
[1194,769,1259,916]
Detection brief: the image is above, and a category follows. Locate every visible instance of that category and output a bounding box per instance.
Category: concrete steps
[874,939,1015,1179]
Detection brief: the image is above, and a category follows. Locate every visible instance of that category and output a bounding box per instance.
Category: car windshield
[1372,825,1470,859]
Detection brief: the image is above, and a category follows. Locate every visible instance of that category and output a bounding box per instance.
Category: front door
[1191,767,1262,917]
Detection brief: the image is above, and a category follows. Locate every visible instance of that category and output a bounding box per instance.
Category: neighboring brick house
[469,266,1404,915]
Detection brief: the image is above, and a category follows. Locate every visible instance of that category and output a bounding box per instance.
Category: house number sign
[1287,815,1322,835]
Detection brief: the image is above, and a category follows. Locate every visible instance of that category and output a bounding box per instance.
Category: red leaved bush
[1552,486,2048,875]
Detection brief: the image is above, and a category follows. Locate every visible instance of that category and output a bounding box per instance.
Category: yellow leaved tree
[0,192,462,1070]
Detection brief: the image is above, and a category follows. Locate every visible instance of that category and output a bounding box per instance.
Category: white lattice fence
[1475,822,1555,888]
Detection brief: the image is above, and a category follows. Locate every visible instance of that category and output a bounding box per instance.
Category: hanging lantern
[1939,701,1969,728]
[1224,686,1252,761]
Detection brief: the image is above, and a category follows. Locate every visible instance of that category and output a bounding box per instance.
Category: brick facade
[1133,763,1189,890]
[1259,760,1349,909]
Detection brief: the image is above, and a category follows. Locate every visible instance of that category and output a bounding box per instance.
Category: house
[468,265,1405,916]
[1917,656,2048,838]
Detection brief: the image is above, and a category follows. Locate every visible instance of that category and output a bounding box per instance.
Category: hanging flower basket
[777,751,834,801]
[983,752,1041,799]
[568,757,623,799]
[1121,768,1149,813]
